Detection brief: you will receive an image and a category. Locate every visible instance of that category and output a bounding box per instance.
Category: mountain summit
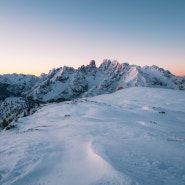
[25,60,184,102]
[0,60,185,102]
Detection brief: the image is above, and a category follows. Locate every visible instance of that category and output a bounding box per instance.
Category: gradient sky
[0,0,185,76]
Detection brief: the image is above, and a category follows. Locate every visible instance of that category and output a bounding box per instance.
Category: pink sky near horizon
[0,58,184,77]
[0,0,184,77]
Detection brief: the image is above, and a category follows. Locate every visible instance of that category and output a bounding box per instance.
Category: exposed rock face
[24,60,184,102]
[1,60,184,127]
[0,60,184,102]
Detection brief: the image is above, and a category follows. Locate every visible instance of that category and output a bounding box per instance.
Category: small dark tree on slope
[1,119,9,129]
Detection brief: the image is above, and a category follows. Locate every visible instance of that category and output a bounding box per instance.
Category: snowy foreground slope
[0,87,185,185]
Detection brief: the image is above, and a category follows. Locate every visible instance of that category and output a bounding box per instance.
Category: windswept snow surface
[0,87,185,185]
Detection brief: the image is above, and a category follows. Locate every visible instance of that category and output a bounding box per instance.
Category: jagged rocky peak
[79,60,97,73]
[99,59,126,74]
[143,65,174,78]
[85,60,97,70]
[89,60,96,67]
[151,65,167,73]
[46,66,75,82]
[152,65,173,78]
[111,60,119,66]
[122,62,129,67]
[48,66,74,75]
[99,59,111,70]
[111,60,127,70]
[1,59,185,103]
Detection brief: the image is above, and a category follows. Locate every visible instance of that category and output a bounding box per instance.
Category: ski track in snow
[0,87,185,185]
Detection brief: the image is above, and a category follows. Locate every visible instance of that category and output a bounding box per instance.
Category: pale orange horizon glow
[0,1,184,77]
[0,59,184,77]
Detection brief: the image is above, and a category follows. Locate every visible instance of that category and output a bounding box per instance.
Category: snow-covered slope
[25,60,185,102]
[0,87,185,185]
[0,74,39,100]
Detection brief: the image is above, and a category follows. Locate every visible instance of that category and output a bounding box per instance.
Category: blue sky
[0,0,185,75]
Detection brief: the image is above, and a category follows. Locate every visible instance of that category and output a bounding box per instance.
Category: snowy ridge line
[0,59,185,103]
[24,59,185,102]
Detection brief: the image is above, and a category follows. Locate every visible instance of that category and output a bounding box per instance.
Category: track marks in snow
[1,88,185,185]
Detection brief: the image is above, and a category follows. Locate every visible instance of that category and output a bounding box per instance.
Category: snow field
[0,87,185,185]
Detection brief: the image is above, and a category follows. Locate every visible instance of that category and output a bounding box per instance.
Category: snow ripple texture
[0,87,185,185]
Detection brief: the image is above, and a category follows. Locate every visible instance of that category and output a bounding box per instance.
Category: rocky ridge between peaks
[0,59,185,128]
[25,59,185,102]
[0,60,185,103]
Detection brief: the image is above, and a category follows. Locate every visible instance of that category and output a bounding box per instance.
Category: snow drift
[0,87,185,185]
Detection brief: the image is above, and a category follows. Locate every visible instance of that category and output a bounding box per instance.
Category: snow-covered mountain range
[24,60,185,101]
[0,74,39,100]
[0,60,185,126]
[0,60,184,102]
[0,59,185,184]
